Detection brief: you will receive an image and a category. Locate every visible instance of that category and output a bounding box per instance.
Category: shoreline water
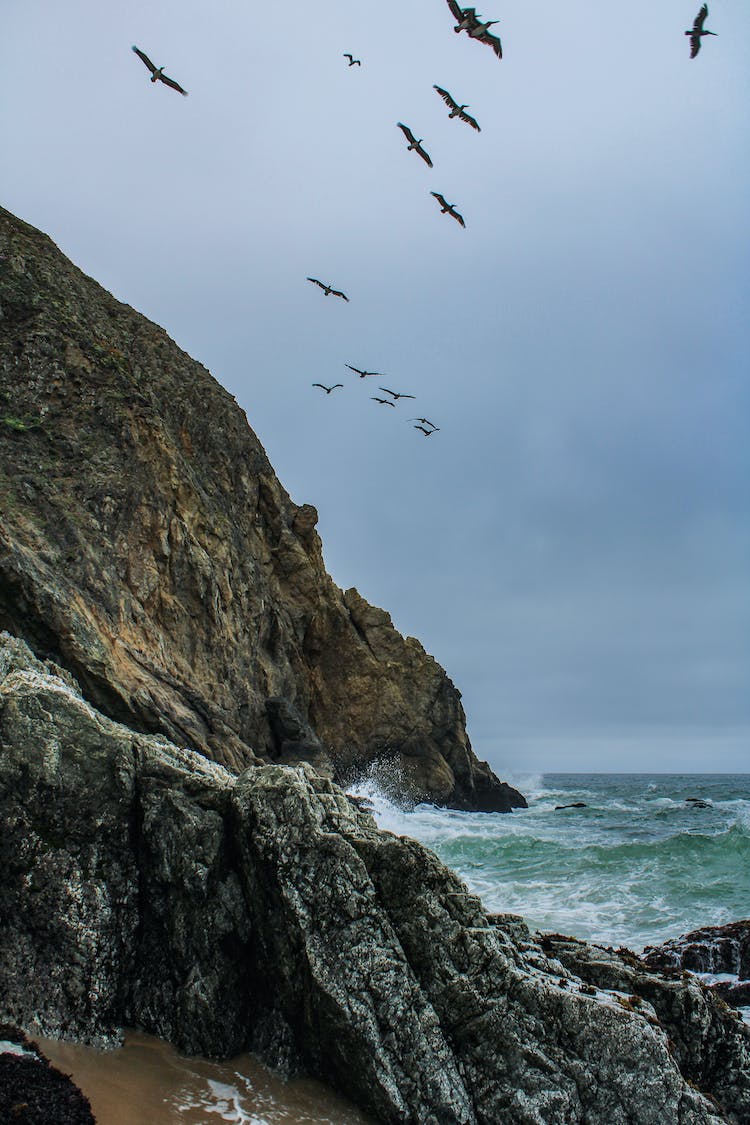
[31,773,750,1122]
[39,1031,373,1125]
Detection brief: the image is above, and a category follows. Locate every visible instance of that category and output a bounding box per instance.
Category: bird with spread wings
[397,124,434,168]
[131,46,188,95]
[433,87,481,132]
[307,278,349,301]
[431,192,466,228]
[444,2,502,58]
[685,4,716,57]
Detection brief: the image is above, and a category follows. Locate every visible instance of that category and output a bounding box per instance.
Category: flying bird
[312,383,343,394]
[131,46,188,95]
[471,22,502,58]
[346,364,385,378]
[371,397,396,407]
[307,278,349,301]
[685,4,716,57]
[397,124,433,168]
[447,1,478,33]
[410,417,438,429]
[380,387,415,400]
[414,425,440,436]
[431,192,466,228]
[433,87,481,131]
[343,53,362,66]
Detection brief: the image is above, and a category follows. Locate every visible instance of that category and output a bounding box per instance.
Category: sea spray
[351,772,750,951]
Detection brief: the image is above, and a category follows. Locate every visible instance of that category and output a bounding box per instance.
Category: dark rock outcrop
[643,921,750,979]
[644,921,750,1014]
[0,205,523,813]
[0,1025,95,1125]
[541,933,750,1123]
[2,634,747,1124]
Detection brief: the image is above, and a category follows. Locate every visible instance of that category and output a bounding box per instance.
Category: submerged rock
[0,205,524,814]
[554,802,587,810]
[1,634,746,1124]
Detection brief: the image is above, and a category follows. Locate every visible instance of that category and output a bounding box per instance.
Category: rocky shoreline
[0,1023,95,1124]
[1,632,749,1124]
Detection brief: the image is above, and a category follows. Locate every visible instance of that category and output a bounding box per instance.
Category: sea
[40,773,750,1124]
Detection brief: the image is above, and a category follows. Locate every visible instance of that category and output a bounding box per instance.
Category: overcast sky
[2,0,749,774]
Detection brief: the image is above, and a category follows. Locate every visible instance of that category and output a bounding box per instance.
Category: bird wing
[431,191,448,207]
[159,73,188,95]
[330,289,349,301]
[399,393,416,399]
[693,4,709,31]
[344,53,353,61]
[380,387,398,397]
[346,364,364,375]
[398,122,416,145]
[459,108,481,131]
[434,85,458,111]
[307,277,325,289]
[482,30,503,58]
[417,143,433,168]
[450,205,466,227]
[312,384,327,389]
[689,33,701,56]
[132,46,157,73]
[332,384,343,389]
[446,0,465,21]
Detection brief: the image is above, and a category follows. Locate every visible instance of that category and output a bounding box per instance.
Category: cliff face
[2,634,747,1125]
[0,206,523,811]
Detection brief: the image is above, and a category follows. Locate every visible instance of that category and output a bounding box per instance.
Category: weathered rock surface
[0,205,523,813]
[643,921,750,979]
[2,633,748,1124]
[541,933,750,1123]
[644,921,750,1014]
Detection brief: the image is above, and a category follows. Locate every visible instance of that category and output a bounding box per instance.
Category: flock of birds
[130,1,718,441]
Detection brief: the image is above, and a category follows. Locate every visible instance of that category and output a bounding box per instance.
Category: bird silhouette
[346,364,385,378]
[433,87,481,132]
[397,124,433,168]
[431,192,466,228]
[686,4,716,57]
[312,383,343,394]
[409,417,438,429]
[414,425,440,436]
[371,397,396,407]
[380,387,415,400]
[131,46,188,95]
[343,53,362,66]
[307,278,349,300]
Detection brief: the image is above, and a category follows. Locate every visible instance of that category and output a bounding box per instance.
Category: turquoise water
[359,773,750,951]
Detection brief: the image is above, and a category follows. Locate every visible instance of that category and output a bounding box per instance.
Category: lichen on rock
[1,632,747,1124]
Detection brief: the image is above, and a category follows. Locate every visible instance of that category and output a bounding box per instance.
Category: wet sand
[39,1030,373,1125]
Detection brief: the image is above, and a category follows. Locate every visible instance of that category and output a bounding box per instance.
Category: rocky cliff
[0,205,523,812]
[2,633,748,1124]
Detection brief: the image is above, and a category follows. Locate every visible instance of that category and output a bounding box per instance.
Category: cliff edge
[0,206,523,812]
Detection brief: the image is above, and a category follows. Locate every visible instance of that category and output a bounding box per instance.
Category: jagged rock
[540,933,750,1122]
[0,634,743,1124]
[643,921,750,979]
[0,206,524,813]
